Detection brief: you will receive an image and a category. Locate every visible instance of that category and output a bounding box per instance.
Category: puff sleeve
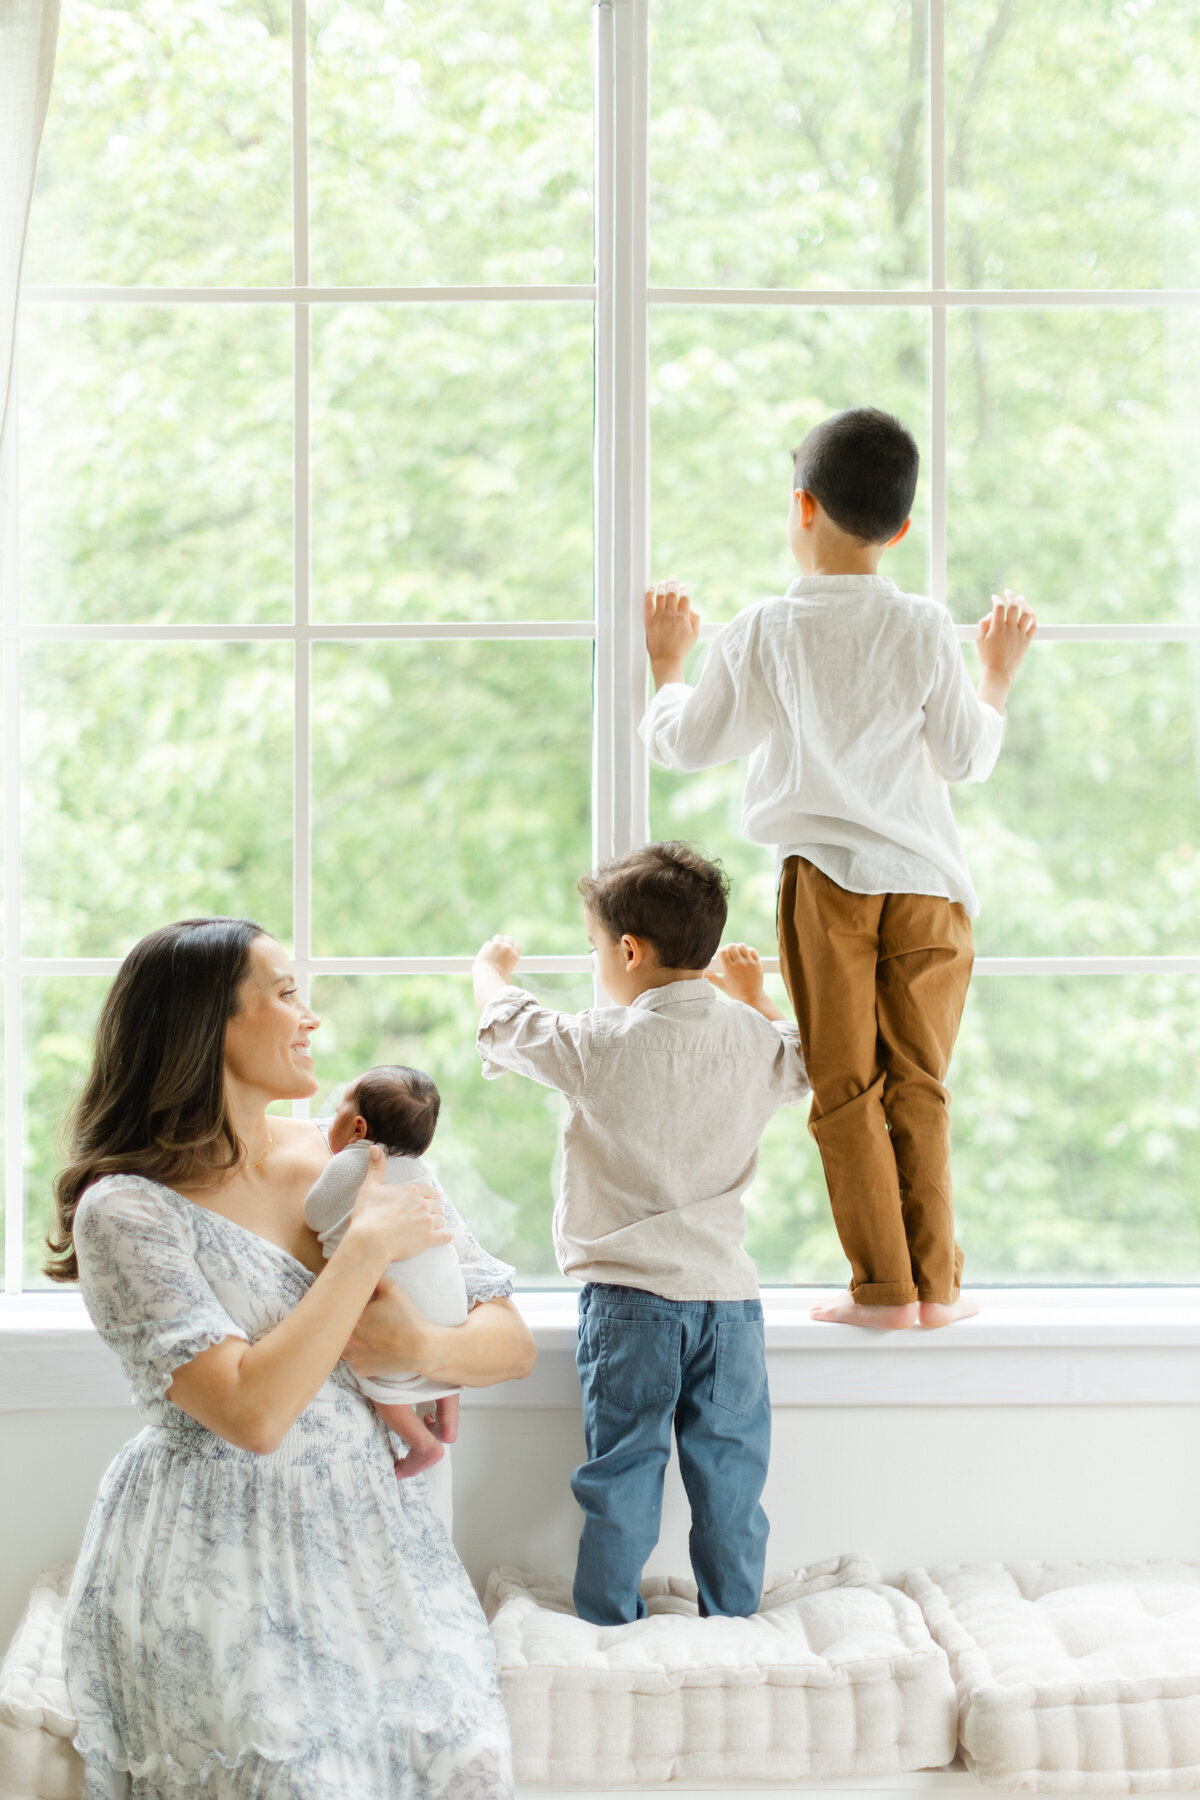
[74,1176,248,1405]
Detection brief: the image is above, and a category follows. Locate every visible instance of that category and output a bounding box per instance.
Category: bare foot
[810,1296,918,1330]
[393,1440,445,1480]
[918,1296,980,1329]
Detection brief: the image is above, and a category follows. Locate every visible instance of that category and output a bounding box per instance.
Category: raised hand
[644,577,701,687]
[475,934,522,981]
[705,943,784,1021]
[977,588,1037,679]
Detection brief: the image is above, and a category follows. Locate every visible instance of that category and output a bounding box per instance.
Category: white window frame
[4,0,1200,1311]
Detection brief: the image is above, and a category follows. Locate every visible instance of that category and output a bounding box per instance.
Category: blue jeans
[571,1283,771,1626]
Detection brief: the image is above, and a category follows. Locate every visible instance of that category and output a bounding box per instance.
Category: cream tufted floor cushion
[486,1554,959,1783]
[0,1567,81,1800]
[903,1561,1200,1792]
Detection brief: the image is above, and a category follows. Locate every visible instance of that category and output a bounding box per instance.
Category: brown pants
[777,857,974,1306]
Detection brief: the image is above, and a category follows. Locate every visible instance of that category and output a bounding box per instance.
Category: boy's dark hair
[351,1064,441,1158]
[792,407,919,545]
[578,841,729,970]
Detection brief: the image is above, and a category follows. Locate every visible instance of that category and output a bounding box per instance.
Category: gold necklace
[248,1131,274,1171]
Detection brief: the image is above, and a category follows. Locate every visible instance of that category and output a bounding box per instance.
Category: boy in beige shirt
[474,841,808,1625]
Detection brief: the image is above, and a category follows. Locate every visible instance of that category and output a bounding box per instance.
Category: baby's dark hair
[351,1064,440,1157]
[792,407,919,545]
[578,840,729,970]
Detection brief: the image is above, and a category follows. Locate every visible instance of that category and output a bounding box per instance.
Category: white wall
[6,1401,1198,1650]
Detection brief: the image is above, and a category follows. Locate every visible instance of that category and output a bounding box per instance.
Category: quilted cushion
[904,1560,1200,1792]
[486,1554,958,1782]
[0,1566,82,1800]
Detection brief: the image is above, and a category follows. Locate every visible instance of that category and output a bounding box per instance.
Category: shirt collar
[785,573,899,597]
[629,978,714,1011]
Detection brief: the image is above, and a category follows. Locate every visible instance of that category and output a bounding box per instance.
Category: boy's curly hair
[578,841,729,970]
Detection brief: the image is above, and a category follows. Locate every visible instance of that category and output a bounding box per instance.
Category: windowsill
[3,1287,1199,1411]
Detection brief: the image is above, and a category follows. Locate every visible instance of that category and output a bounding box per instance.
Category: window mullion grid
[610,0,649,860]
[14,2,1198,1294]
[2,387,23,1293]
[592,0,616,872]
[291,0,312,1112]
[291,303,311,1116]
[929,0,947,606]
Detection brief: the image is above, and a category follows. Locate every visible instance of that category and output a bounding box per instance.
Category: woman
[45,917,535,1800]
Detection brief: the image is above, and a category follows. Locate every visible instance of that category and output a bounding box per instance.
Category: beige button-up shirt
[640,575,1005,916]
[476,979,810,1301]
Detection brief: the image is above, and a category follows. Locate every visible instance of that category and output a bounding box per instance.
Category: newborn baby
[306,1064,466,1478]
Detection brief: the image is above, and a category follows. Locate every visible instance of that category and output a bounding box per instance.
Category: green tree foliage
[16,0,1200,1286]
[310,304,593,623]
[307,0,593,286]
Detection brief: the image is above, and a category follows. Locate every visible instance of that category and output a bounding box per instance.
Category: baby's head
[788,407,918,562]
[327,1064,441,1157]
[577,840,729,1006]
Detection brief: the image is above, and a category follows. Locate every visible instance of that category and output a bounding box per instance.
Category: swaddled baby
[307,1064,465,1477]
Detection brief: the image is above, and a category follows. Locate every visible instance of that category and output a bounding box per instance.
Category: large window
[7,0,1200,1292]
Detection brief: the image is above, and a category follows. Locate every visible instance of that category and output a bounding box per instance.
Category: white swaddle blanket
[304,1143,467,1404]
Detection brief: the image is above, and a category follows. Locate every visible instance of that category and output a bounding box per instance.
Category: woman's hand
[343,1145,452,1265]
[345,1287,537,1388]
[343,1277,430,1381]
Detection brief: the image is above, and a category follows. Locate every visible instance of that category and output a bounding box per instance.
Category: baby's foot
[810,1295,918,1329]
[918,1296,980,1329]
[393,1440,446,1480]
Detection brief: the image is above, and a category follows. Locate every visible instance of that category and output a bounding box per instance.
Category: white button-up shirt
[640,575,1004,916]
[476,979,810,1301]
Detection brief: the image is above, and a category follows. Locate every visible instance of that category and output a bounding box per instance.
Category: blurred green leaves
[15,0,1200,1286]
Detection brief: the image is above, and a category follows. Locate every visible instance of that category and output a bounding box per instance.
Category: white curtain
[0,0,61,460]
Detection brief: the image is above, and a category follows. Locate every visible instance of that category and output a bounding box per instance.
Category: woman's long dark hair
[45,917,265,1283]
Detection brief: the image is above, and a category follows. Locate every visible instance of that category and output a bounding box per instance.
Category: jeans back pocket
[711,1318,767,1415]
[588,1315,682,1415]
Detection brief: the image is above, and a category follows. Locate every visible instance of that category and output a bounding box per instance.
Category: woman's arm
[167,1153,451,1453]
[344,1286,537,1389]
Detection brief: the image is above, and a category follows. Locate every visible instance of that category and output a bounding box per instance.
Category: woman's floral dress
[63,1168,517,1800]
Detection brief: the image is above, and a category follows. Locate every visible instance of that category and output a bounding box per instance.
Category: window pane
[24,977,109,1290]
[311,641,592,956]
[23,645,293,958]
[954,976,1200,1282]
[960,643,1200,958]
[650,0,928,290]
[24,0,292,287]
[20,306,293,625]
[308,0,592,287]
[311,972,594,1279]
[311,306,592,623]
[651,307,929,625]
[947,310,1200,626]
[947,0,1200,290]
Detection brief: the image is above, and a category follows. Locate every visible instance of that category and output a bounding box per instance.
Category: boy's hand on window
[975,589,1037,715]
[473,936,522,1013]
[977,588,1037,678]
[644,578,700,689]
[475,934,522,980]
[706,943,784,1020]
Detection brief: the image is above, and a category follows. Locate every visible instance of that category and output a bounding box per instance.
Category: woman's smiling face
[223,936,320,1103]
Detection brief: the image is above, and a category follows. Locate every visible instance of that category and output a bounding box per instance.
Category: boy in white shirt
[473,842,809,1625]
[640,407,1036,1331]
